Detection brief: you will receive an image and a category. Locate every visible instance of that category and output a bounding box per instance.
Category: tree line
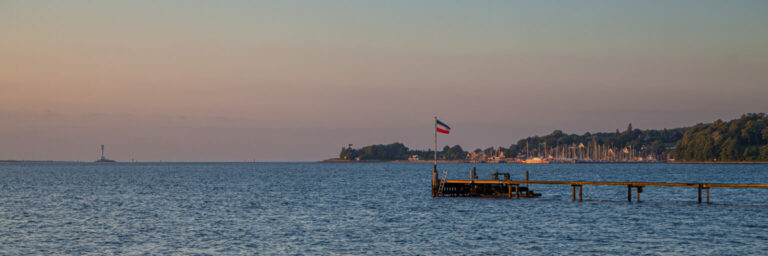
[338,142,466,161]
[675,113,768,161]
[337,113,768,162]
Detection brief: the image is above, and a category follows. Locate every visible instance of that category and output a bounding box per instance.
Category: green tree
[762,126,768,141]
[651,140,665,154]
[760,145,768,161]
[719,138,740,161]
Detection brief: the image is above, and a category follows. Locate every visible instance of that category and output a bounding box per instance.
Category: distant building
[469,151,488,163]
[95,144,116,162]
[408,155,421,161]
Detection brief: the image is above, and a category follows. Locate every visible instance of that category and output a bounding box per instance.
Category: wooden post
[571,185,576,201]
[698,184,702,204]
[516,184,520,198]
[627,185,632,202]
[636,187,641,202]
[508,184,512,199]
[525,171,529,190]
[432,164,438,197]
[578,186,582,201]
[706,187,710,204]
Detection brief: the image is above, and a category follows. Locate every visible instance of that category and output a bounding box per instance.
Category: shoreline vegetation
[327,113,768,164]
[321,159,768,164]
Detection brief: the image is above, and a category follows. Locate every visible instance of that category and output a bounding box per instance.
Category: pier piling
[432,164,438,197]
[570,185,583,201]
[698,184,702,204]
[572,185,576,201]
[525,171,529,185]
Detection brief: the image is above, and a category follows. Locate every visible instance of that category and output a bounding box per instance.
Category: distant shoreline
[667,161,768,164]
[321,159,768,164]
[0,160,58,163]
[2,159,766,164]
[321,159,465,163]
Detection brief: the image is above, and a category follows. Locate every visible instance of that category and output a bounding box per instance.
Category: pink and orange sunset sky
[1,1,767,161]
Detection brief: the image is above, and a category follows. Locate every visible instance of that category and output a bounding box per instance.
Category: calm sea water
[1,162,767,255]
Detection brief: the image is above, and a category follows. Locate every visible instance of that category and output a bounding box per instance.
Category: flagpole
[432,116,438,196]
[434,116,438,166]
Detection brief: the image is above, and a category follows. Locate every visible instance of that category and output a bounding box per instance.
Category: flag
[436,119,451,134]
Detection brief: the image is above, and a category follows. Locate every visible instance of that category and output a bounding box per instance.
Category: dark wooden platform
[436,180,541,198]
[432,167,541,198]
[432,166,768,203]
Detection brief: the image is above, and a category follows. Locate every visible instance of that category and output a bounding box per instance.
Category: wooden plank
[705,184,768,188]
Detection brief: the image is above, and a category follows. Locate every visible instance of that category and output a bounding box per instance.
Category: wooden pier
[432,166,768,203]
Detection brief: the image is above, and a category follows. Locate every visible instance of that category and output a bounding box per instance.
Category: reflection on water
[1,162,767,254]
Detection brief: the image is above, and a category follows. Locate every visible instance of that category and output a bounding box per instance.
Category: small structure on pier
[432,166,541,198]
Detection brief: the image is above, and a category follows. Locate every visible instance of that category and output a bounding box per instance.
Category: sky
[1,1,767,161]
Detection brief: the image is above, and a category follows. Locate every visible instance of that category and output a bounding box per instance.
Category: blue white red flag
[436,119,451,134]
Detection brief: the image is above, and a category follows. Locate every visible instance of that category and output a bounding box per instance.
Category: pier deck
[432,166,768,203]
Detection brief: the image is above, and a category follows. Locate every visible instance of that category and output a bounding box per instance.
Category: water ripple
[1,162,767,254]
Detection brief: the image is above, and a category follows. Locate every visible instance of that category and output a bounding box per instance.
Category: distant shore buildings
[334,112,768,163]
[464,145,668,164]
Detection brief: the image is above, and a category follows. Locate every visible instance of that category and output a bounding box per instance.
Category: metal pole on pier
[434,116,437,167]
[433,116,438,196]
